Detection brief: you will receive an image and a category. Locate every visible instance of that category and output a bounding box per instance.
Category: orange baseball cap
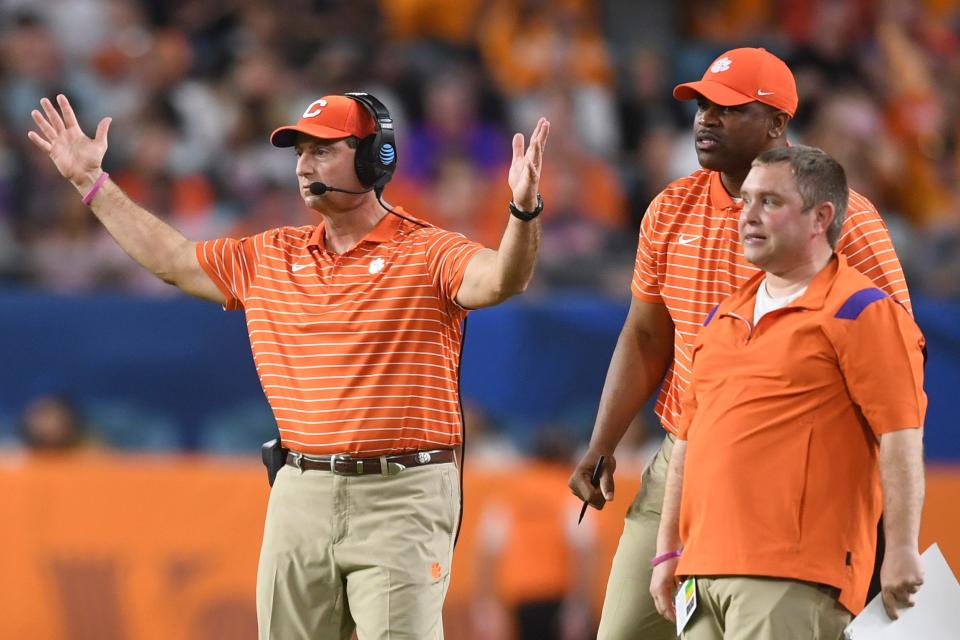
[270,95,376,147]
[673,48,798,116]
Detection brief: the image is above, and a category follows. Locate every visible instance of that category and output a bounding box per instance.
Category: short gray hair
[752,146,848,248]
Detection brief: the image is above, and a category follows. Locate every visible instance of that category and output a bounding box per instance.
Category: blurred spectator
[461,400,521,468]
[17,394,98,452]
[471,426,596,640]
[403,63,509,182]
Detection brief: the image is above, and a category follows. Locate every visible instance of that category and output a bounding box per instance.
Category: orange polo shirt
[631,169,910,435]
[675,255,927,614]
[195,211,483,456]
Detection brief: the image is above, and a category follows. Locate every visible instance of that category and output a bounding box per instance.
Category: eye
[762,197,777,207]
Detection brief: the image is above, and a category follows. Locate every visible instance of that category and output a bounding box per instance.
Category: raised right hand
[568,449,616,509]
[27,94,112,193]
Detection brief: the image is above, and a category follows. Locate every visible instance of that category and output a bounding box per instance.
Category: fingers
[881,590,900,620]
[651,590,676,622]
[512,132,524,164]
[40,97,66,133]
[30,108,57,141]
[528,118,549,168]
[57,94,79,129]
[26,130,52,153]
[599,468,615,501]
[95,117,112,145]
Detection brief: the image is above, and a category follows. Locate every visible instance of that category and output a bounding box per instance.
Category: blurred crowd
[0,0,957,299]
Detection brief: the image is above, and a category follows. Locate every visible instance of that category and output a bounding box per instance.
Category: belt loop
[330,453,340,475]
[380,455,389,477]
[291,451,304,473]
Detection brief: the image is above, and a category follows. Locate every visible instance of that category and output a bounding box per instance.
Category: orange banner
[1,455,957,639]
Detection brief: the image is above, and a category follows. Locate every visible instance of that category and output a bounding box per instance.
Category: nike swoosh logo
[678,234,700,246]
[757,90,774,96]
[291,263,312,273]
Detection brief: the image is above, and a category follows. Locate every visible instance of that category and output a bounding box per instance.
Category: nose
[739,198,761,231]
[697,104,721,128]
[296,152,313,178]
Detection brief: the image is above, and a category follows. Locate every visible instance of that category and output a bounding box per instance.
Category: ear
[812,201,835,238]
[769,111,790,139]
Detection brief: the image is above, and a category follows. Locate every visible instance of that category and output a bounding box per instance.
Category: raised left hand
[508,117,550,212]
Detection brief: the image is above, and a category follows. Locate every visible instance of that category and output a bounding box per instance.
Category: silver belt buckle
[329,453,364,475]
[290,451,304,471]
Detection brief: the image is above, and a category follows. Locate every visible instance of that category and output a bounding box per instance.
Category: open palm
[508,117,550,212]
[27,94,111,188]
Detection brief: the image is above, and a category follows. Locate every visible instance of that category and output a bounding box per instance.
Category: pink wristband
[651,549,682,568]
[82,171,110,205]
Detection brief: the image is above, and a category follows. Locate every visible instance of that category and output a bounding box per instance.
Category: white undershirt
[754,278,808,325]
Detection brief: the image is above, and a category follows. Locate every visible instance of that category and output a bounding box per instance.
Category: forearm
[489,215,541,300]
[656,440,686,553]
[589,314,672,454]
[880,428,925,549]
[84,178,196,287]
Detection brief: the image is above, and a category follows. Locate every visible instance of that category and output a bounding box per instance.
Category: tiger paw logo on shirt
[430,562,442,580]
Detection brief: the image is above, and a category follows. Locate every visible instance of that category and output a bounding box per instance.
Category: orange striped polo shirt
[196,211,484,456]
[631,169,910,435]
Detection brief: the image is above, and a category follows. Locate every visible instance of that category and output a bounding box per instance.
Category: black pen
[578,455,605,525]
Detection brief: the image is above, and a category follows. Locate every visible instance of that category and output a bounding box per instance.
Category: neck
[765,245,833,297]
[318,196,386,254]
[721,138,789,199]
[720,170,749,200]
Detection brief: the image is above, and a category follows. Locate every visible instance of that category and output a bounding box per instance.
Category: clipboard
[844,543,960,639]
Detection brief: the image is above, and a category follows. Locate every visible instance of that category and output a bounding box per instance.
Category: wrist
[651,548,682,568]
[72,169,104,195]
[80,171,110,205]
[508,193,543,221]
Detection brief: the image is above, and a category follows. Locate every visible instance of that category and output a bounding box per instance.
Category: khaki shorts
[256,461,460,640]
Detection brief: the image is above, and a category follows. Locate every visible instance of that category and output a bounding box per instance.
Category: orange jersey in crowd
[631,169,910,435]
[675,255,927,614]
[196,212,483,456]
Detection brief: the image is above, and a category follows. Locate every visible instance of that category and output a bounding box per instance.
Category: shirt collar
[726,254,845,317]
[307,211,403,252]
[709,170,741,211]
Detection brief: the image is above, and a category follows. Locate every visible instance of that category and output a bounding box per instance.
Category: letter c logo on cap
[302,99,328,118]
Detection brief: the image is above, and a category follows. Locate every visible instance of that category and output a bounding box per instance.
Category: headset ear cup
[354,135,378,186]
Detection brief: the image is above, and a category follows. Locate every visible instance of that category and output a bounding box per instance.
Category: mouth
[742,233,767,245]
[695,131,721,151]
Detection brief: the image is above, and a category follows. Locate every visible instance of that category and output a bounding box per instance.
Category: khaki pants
[683,576,852,640]
[597,434,676,640]
[256,462,460,640]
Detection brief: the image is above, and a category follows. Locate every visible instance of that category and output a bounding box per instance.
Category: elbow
[494,277,530,303]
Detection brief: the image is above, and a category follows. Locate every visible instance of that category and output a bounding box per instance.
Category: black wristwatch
[508,194,544,221]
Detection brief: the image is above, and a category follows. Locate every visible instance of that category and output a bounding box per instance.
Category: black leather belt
[285,449,455,476]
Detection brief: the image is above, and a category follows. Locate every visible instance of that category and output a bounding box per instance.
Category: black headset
[343,92,397,194]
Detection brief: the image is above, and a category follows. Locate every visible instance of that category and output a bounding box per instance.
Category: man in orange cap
[568,48,910,639]
[28,92,549,638]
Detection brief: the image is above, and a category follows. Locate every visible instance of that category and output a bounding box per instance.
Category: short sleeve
[631,196,664,303]
[832,297,927,435]
[195,231,271,310]
[835,194,912,313]
[422,228,486,305]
